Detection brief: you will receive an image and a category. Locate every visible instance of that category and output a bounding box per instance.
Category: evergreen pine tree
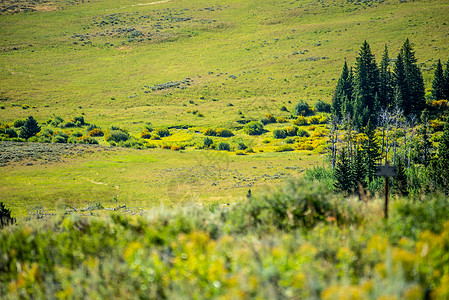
[379,45,393,109]
[432,59,445,100]
[354,41,379,126]
[352,148,367,189]
[332,61,353,120]
[401,39,425,114]
[334,148,354,195]
[362,120,381,182]
[393,52,408,112]
[417,110,433,168]
[394,157,408,195]
[19,116,41,140]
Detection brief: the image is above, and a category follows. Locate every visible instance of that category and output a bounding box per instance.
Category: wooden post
[384,177,389,219]
[376,162,396,220]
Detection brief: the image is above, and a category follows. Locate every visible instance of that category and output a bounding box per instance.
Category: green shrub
[70,131,83,138]
[13,119,25,128]
[0,202,16,229]
[52,133,69,143]
[217,142,230,151]
[237,142,248,150]
[62,121,76,128]
[314,100,331,113]
[273,129,287,139]
[88,128,104,137]
[294,100,311,116]
[275,145,294,152]
[203,128,216,136]
[225,179,354,234]
[285,126,298,136]
[3,127,17,138]
[215,128,234,137]
[203,137,213,148]
[297,129,310,137]
[308,116,321,125]
[105,130,129,143]
[50,116,64,127]
[280,105,288,112]
[86,124,99,132]
[243,121,264,135]
[292,115,307,126]
[154,128,170,137]
[73,116,85,125]
[140,130,152,139]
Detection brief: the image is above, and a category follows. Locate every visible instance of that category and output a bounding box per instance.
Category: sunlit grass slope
[1,0,448,132]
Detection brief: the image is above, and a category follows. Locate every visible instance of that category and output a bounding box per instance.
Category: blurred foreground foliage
[1,179,449,299]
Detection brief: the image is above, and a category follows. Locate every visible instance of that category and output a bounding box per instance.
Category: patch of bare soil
[0,141,113,166]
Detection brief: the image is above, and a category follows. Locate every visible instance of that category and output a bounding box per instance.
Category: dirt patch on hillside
[0,141,113,166]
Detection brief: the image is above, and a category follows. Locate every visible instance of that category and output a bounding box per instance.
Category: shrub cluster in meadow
[2,180,449,298]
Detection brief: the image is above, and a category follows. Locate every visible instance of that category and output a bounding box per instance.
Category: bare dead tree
[327,115,340,170]
[378,108,393,164]
[392,107,404,165]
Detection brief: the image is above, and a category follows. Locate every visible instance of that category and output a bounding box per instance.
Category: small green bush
[105,130,129,143]
[86,124,99,132]
[285,126,298,136]
[73,116,85,125]
[52,133,69,143]
[62,121,76,128]
[3,128,18,138]
[0,202,16,229]
[215,128,234,137]
[13,119,25,128]
[244,121,264,135]
[297,129,310,137]
[217,142,230,151]
[50,116,64,127]
[203,137,213,148]
[275,145,294,152]
[273,129,287,139]
[314,100,331,113]
[294,100,311,116]
[203,128,216,136]
[237,142,248,150]
[154,128,170,137]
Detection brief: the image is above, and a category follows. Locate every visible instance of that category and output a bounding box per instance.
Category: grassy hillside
[1,0,448,131]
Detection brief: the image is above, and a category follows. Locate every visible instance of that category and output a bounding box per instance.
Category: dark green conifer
[332,61,353,120]
[394,157,408,195]
[19,116,41,140]
[352,148,366,189]
[362,120,381,182]
[432,59,445,100]
[393,52,408,111]
[379,45,393,109]
[334,148,354,195]
[354,41,379,127]
[401,39,425,114]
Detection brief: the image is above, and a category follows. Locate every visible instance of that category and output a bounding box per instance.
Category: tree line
[326,39,449,196]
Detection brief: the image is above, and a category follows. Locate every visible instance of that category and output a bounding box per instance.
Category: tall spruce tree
[394,157,408,195]
[19,116,41,140]
[354,41,379,127]
[393,52,408,110]
[401,39,425,114]
[332,61,353,120]
[352,148,367,189]
[432,59,446,100]
[334,148,354,195]
[362,120,381,182]
[379,45,393,109]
